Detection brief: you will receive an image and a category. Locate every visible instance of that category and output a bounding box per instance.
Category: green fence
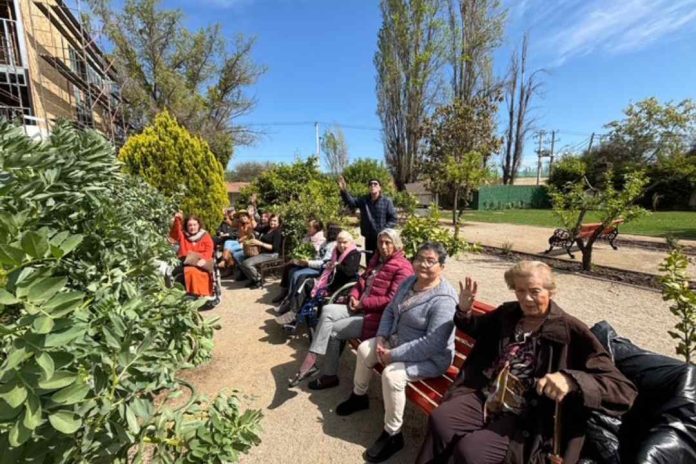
[473,185,550,210]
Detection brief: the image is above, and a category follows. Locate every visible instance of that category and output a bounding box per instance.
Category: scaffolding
[15,0,127,143]
[0,0,33,130]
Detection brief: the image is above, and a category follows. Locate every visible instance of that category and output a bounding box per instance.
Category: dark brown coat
[446,300,637,464]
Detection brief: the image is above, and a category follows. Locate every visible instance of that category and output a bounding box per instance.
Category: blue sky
[163,0,696,172]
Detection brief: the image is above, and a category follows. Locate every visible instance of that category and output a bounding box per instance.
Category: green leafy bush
[393,191,419,217]
[118,111,228,229]
[659,248,696,363]
[341,158,396,198]
[0,122,260,463]
[241,158,346,253]
[289,243,316,260]
[401,207,480,258]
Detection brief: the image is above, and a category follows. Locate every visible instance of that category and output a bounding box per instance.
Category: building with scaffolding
[0,0,125,142]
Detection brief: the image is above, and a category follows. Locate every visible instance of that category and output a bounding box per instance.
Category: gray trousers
[239,253,278,283]
[309,304,364,376]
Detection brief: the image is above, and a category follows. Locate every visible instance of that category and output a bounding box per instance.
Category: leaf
[48,410,82,434]
[44,291,84,312]
[0,289,19,305]
[32,315,55,334]
[27,276,67,304]
[36,352,55,379]
[38,371,77,390]
[45,325,86,347]
[125,405,140,434]
[21,231,49,259]
[59,234,83,256]
[51,380,89,405]
[0,383,27,409]
[0,398,21,421]
[8,417,31,446]
[22,394,42,430]
[0,244,24,266]
[3,346,32,370]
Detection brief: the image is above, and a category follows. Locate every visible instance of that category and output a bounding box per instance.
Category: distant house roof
[405,181,430,195]
[226,182,250,193]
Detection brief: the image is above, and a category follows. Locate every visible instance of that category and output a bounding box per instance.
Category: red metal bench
[348,300,495,415]
[545,219,624,259]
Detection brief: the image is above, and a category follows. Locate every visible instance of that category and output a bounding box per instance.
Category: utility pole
[315,122,320,158]
[549,130,556,169]
[535,130,546,185]
[587,132,595,153]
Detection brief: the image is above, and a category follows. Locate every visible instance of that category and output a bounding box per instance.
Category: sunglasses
[368,181,380,186]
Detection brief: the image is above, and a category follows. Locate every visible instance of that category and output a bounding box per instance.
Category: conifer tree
[119,111,228,228]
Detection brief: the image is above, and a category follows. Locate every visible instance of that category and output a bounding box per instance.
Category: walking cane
[548,400,564,464]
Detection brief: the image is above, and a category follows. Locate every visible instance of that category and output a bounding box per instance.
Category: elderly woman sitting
[219,210,257,272]
[288,228,414,389]
[335,242,458,463]
[275,230,361,328]
[169,212,215,297]
[416,260,638,464]
[273,219,327,303]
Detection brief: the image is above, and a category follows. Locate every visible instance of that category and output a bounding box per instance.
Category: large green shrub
[0,122,260,463]
[241,157,346,252]
[341,158,396,198]
[118,111,228,229]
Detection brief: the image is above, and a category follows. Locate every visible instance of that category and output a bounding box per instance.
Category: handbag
[242,238,260,258]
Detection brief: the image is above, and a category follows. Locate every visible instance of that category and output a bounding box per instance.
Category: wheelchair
[289,280,358,342]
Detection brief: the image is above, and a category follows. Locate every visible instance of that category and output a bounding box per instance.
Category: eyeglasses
[413,257,440,268]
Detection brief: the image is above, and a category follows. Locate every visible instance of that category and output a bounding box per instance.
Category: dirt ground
[181,252,679,464]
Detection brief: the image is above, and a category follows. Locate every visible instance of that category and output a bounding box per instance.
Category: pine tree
[119,111,228,229]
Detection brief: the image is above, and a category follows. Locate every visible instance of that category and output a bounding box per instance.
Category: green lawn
[457,209,696,240]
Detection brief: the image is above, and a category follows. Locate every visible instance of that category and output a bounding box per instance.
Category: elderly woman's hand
[458,277,478,314]
[196,259,207,268]
[174,211,184,221]
[376,344,392,365]
[536,372,577,402]
[348,296,362,312]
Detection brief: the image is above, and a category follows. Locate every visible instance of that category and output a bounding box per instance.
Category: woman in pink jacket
[289,228,414,389]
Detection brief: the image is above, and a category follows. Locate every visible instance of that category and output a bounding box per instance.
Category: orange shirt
[169,217,214,260]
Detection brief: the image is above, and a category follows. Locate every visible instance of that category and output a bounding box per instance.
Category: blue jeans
[223,240,245,264]
[289,267,320,293]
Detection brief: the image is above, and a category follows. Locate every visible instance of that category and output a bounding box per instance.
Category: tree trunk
[453,187,460,239]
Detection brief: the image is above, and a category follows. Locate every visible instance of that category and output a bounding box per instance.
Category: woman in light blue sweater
[335,242,458,463]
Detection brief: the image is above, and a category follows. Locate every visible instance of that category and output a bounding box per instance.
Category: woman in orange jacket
[169,211,215,297]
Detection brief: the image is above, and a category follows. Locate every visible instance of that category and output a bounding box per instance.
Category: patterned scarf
[185,229,207,243]
[311,242,357,298]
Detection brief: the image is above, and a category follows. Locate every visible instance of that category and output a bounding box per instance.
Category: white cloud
[518,0,696,65]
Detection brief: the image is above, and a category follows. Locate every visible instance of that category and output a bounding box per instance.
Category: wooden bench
[257,232,288,284]
[545,219,623,259]
[348,300,495,415]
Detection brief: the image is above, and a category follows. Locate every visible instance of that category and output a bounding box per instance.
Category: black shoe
[308,375,340,390]
[365,431,404,463]
[271,290,287,303]
[275,300,292,315]
[246,280,262,289]
[288,366,319,388]
[336,393,369,416]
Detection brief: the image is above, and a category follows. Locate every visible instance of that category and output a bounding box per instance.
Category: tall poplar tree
[375,0,445,190]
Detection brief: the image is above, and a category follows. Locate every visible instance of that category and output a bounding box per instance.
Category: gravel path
[182,252,680,464]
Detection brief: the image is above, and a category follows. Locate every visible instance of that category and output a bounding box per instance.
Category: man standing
[338,176,397,254]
